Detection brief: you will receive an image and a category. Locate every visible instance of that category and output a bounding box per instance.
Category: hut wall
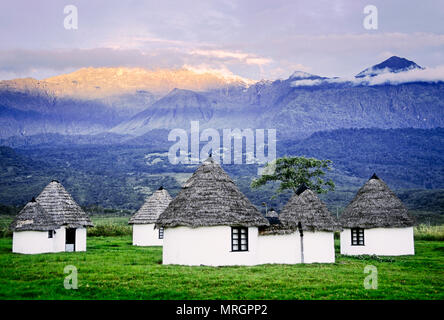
[340,227,414,256]
[53,227,66,252]
[257,231,335,264]
[12,227,86,254]
[257,233,301,264]
[303,231,336,263]
[12,231,54,254]
[76,228,87,251]
[163,226,259,266]
[132,224,163,246]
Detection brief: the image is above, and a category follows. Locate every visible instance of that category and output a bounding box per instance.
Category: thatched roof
[259,213,295,235]
[129,187,172,224]
[10,198,59,231]
[156,157,269,228]
[340,174,415,228]
[35,180,93,228]
[278,186,341,232]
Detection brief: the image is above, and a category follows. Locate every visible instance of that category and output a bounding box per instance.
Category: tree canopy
[251,156,335,195]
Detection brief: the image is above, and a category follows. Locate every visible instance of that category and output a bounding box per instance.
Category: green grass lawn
[0,236,442,300]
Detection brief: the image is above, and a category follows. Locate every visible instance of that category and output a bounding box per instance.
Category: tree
[251,156,335,195]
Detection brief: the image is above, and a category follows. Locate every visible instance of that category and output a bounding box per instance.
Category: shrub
[0,228,12,238]
[414,224,444,241]
[88,224,132,237]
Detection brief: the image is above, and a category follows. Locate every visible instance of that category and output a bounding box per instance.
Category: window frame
[48,230,53,239]
[231,227,249,252]
[351,228,365,246]
[158,227,164,239]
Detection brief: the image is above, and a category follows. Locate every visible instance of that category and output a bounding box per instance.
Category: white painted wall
[163,226,336,266]
[76,228,87,251]
[12,226,88,254]
[340,227,414,256]
[13,231,54,254]
[132,224,163,246]
[53,227,66,253]
[303,231,336,263]
[258,233,301,264]
[257,231,335,264]
[163,226,259,266]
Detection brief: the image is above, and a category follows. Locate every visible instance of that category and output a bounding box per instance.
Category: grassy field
[0,235,442,300]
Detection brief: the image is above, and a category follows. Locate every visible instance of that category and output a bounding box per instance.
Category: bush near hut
[87,215,132,237]
[87,224,132,237]
[414,225,444,241]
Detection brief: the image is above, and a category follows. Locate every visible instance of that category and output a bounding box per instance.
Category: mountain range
[1,56,443,140]
[0,56,443,219]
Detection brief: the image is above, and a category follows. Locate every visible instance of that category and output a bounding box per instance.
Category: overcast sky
[1,0,443,80]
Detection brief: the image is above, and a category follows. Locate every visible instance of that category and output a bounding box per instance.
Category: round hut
[339,174,415,256]
[10,198,59,254]
[156,156,269,266]
[11,180,93,254]
[129,187,172,246]
[258,184,341,264]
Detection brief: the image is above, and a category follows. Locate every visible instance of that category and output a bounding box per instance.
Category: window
[231,227,248,251]
[351,228,364,246]
[48,230,53,238]
[158,227,164,239]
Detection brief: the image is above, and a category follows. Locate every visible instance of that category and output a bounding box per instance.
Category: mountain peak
[356,56,423,78]
[166,88,200,97]
[289,71,322,80]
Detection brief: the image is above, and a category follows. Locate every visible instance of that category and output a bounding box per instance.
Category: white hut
[340,174,415,256]
[156,156,270,266]
[128,187,172,246]
[258,184,341,264]
[10,180,93,254]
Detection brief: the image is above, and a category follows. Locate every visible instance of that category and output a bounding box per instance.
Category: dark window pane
[232,227,248,251]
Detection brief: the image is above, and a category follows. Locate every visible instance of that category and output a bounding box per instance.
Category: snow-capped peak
[289,71,324,80]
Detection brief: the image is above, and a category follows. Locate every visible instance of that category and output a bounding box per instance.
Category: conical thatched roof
[340,174,415,228]
[129,187,172,224]
[259,209,294,235]
[156,157,269,228]
[35,180,93,228]
[279,186,341,232]
[10,198,59,231]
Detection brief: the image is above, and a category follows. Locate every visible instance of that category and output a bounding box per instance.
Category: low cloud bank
[291,66,444,87]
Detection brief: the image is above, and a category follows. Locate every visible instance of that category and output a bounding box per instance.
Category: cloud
[0,48,161,75]
[245,57,272,66]
[182,64,256,84]
[190,49,249,60]
[365,65,444,85]
[189,49,272,66]
[291,79,325,86]
[291,65,444,87]
[1,1,444,80]
[0,45,274,80]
